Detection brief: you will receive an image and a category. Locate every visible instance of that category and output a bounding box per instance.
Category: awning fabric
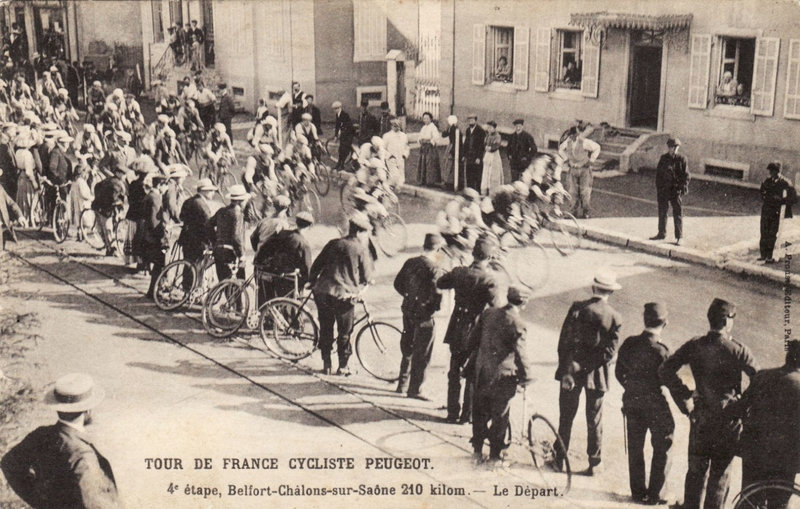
[570,12,693,32]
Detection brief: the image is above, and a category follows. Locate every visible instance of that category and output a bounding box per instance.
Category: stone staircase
[588,125,670,176]
[150,45,223,97]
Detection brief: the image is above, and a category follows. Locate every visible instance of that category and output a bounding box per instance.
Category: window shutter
[687,34,711,109]
[784,39,800,119]
[534,27,551,92]
[512,26,530,90]
[751,37,780,116]
[472,24,486,86]
[581,31,600,98]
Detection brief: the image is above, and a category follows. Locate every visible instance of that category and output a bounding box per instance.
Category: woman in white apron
[480,121,503,195]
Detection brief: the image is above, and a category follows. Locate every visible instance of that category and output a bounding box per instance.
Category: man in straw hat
[659,298,757,509]
[1,373,121,508]
[466,285,534,466]
[209,184,248,282]
[555,269,623,475]
[393,232,446,399]
[309,210,374,376]
[177,177,217,292]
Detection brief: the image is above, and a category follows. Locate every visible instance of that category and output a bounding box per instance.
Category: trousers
[624,402,674,500]
[471,376,517,457]
[759,206,781,259]
[397,316,435,395]
[557,384,604,466]
[570,166,594,218]
[682,453,733,509]
[315,293,355,367]
[657,194,683,239]
[447,344,473,421]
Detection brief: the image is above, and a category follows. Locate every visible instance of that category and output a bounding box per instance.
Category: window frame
[713,35,756,109]
[352,0,387,63]
[555,29,583,91]
[151,0,165,43]
[487,25,514,84]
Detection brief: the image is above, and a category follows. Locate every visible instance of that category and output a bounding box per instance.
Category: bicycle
[732,480,800,509]
[36,180,72,243]
[201,257,262,339]
[310,142,332,196]
[154,248,218,312]
[80,205,126,256]
[340,177,401,217]
[204,151,237,198]
[287,178,321,220]
[493,217,551,290]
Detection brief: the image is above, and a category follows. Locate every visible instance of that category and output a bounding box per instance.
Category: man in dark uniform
[142,174,170,299]
[378,101,392,136]
[650,138,689,245]
[467,286,534,466]
[615,303,675,505]
[659,298,757,509]
[462,114,486,192]
[254,211,314,307]
[303,94,322,135]
[332,101,355,171]
[555,270,623,475]
[178,178,216,291]
[357,99,379,146]
[758,161,795,263]
[92,164,128,255]
[437,237,501,424]
[507,119,537,183]
[1,373,121,509]
[736,339,800,508]
[45,133,73,213]
[208,184,248,283]
[393,233,446,399]
[217,84,236,142]
[309,211,373,376]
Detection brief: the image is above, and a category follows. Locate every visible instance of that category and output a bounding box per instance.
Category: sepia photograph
[0,0,798,507]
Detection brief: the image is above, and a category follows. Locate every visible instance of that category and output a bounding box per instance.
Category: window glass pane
[556,30,582,89]
[490,26,513,83]
[152,1,164,43]
[715,36,752,107]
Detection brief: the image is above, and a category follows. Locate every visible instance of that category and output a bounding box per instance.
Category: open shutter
[472,24,486,85]
[581,31,600,98]
[687,34,711,109]
[784,39,800,119]
[534,27,551,92]
[512,26,530,90]
[751,37,780,116]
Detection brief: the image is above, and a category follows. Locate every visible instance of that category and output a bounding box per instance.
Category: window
[785,39,800,119]
[472,24,529,90]
[353,0,387,62]
[556,30,582,90]
[714,37,755,107]
[168,0,183,27]
[151,0,164,43]
[488,26,514,83]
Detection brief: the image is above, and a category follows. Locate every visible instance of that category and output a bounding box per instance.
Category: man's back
[254,228,312,282]
[92,176,126,215]
[473,305,532,386]
[310,236,371,298]
[615,332,670,407]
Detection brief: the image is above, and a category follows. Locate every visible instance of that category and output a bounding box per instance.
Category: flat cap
[513,119,524,125]
[767,161,782,172]
[707,298,736,324]
[507,285,531,305]
[666,137,681,147]
[423,232,445,250]
[644,302,668,324]
[472,237,496,260]
[295,211,314,226]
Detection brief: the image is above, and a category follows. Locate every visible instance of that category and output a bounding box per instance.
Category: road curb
[396,182,800,288]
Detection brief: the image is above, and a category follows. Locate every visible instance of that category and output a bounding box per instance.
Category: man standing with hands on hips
[558,123,601,219]
[650,138,689,246]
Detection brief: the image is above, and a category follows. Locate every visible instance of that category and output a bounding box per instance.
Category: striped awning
[570,12,693,32]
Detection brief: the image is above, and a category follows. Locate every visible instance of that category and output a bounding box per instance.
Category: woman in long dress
[416,111,441,186]
[480,121,503,195]
[14,130,38,221]
[69,155,93,240]
[441,115,459,189]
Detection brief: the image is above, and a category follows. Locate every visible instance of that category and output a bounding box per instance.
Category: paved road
[1,164,792,508]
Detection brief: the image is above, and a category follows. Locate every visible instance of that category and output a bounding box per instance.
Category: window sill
[484,82,518,94]
[549,89,585,102]
[705,105,755,122]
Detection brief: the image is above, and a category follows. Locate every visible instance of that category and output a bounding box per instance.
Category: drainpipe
[449,0,455,114]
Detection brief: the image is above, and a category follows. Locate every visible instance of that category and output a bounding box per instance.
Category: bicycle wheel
[300,189,321,220]
[548,213,581,256]
[500,233,550,290]
[527,414,571,496]
[202,280,250,338]
[313,162,331,196]
[219,172,238,198]
[154,260,196,311]
[374,213,407,257]
[260,298,318,361]
[114,218,128,258]
[355,321,402,382]
[52,201,69,243]
[733,480,800,509]
[80,209,106,250]
[30,194,46,231]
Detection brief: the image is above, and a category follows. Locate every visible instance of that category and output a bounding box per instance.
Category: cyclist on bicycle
[243,143,277,194]
[204,123,235,177]
[73,123,105,161]
[154,127,188,172]
[123,93,145,128]
[91,162,128,256]
[294,112,323,160]
[176,99,204,137]
[522,153,568,217]
[436,188,486,252]
[249,115,278,150]
[357,135,389,166]
[87,80,105,119]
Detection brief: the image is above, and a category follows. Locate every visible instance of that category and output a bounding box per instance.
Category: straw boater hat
[134,157,158,174]
[196,178,218,192]
[44,373,104,413]
[166,163,191,179]
[226,184,249,201]
[592,269,622,291]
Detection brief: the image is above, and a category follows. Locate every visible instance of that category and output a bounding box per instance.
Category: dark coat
[0,142,17,199]
[46,146,71,185]
[218,93,236,122]
[615,331,672,411]
[555,296,622,392]
[393,254,443,320]
[209,202,245,257]
[304,104,323,134]
[467,305,534,388]
[462,124,486,162]
[357,109,379,145]
[1,422,121,509]
[126,177,147,221]
[760,174,796,218]
[0,184,23,244]
[436,263,500,350]
[335,110,355,145]
[91,176,127,217]
[309,236,373,299]
[507,130,537,169]
[655,152,689,199]
[253,227,313,284]
[178,194,212,253]
[136,189,167,261]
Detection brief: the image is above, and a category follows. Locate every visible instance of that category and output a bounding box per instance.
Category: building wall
[212,0,256,108]
[75,1,143,70]
[450,0,800,184]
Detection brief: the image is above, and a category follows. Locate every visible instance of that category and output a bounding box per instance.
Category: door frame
[624,31,668,131]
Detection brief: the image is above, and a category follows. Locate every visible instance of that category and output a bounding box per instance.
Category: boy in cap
[651,138,689,245]
[393,232,446,399]
[659,298,757,509]
[616,302,675,505]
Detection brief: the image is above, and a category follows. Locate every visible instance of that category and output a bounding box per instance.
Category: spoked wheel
[219,171,238,199]
[202,280,250,338]
[154,260,196,311]
[30,194,46,231]
[259,298,318,361]
[79,209,106,250]
[355,321,402,382]
[374,213,407,257]
[548,212,581,256]
[500,232,550,290]
[52,201,69,243]
[313,162,331,196]
[114,218,128,259]
[527,414,572,496]
[732,480,800,509]
[299,189,321,220]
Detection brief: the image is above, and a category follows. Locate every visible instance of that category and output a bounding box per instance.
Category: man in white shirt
[558,124,601,218]
[382,119,409,187]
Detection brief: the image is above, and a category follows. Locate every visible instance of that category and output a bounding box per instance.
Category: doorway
[628,44,662,129]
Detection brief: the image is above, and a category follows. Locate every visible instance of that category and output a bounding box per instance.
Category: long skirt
[123,219,141,265]
[442,148,456,187]
[480,151,503,195]
[16,174,36,219]
[386,157,405,187]
[416,143,441,186]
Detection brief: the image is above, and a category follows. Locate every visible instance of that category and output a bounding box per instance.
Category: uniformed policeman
[758,161,796,263]
[393,233,446,399]
[659,298,757,509]
[437,237,501,424]
[466,286,534,466]
[615,303,675,505]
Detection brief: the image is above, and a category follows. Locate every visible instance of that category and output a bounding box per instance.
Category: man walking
[437,238,501,424]
[467,286,534,466]
[758,161,796,263]
[332,101,355,171]
[2,373,121,508]
[650,138,689,245]
[555,270,622,475]
[507,119,537,183]
[615,303,675,505]
[659,298,757,509]
[462,114,486,192]
[558,124,601,218]
[393,233,445,400]
[309,211,373,375]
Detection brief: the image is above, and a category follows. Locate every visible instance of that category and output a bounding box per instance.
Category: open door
[628,44,662,129]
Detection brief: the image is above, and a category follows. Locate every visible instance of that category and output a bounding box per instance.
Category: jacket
[334,111,354,143]
[467,305,534,388]
[393,254,443,320]
[253,228,313,284]
[555,296,622,392]
[656,152,689,198]
[436,263,500,349]
[177,194,212,252]
[309,236,373,299]
[91,176,127,217]
[209,202,245,257]
[615,331,672,410]
[139,188,167,250]
[46,146,71,185]
[1,422,121,509]
[462,125,486,162]
[507,130,537,168]
[0,184,23,243]
[760,174,796,218]
[218,94,235,121]
[126,177,147,221]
